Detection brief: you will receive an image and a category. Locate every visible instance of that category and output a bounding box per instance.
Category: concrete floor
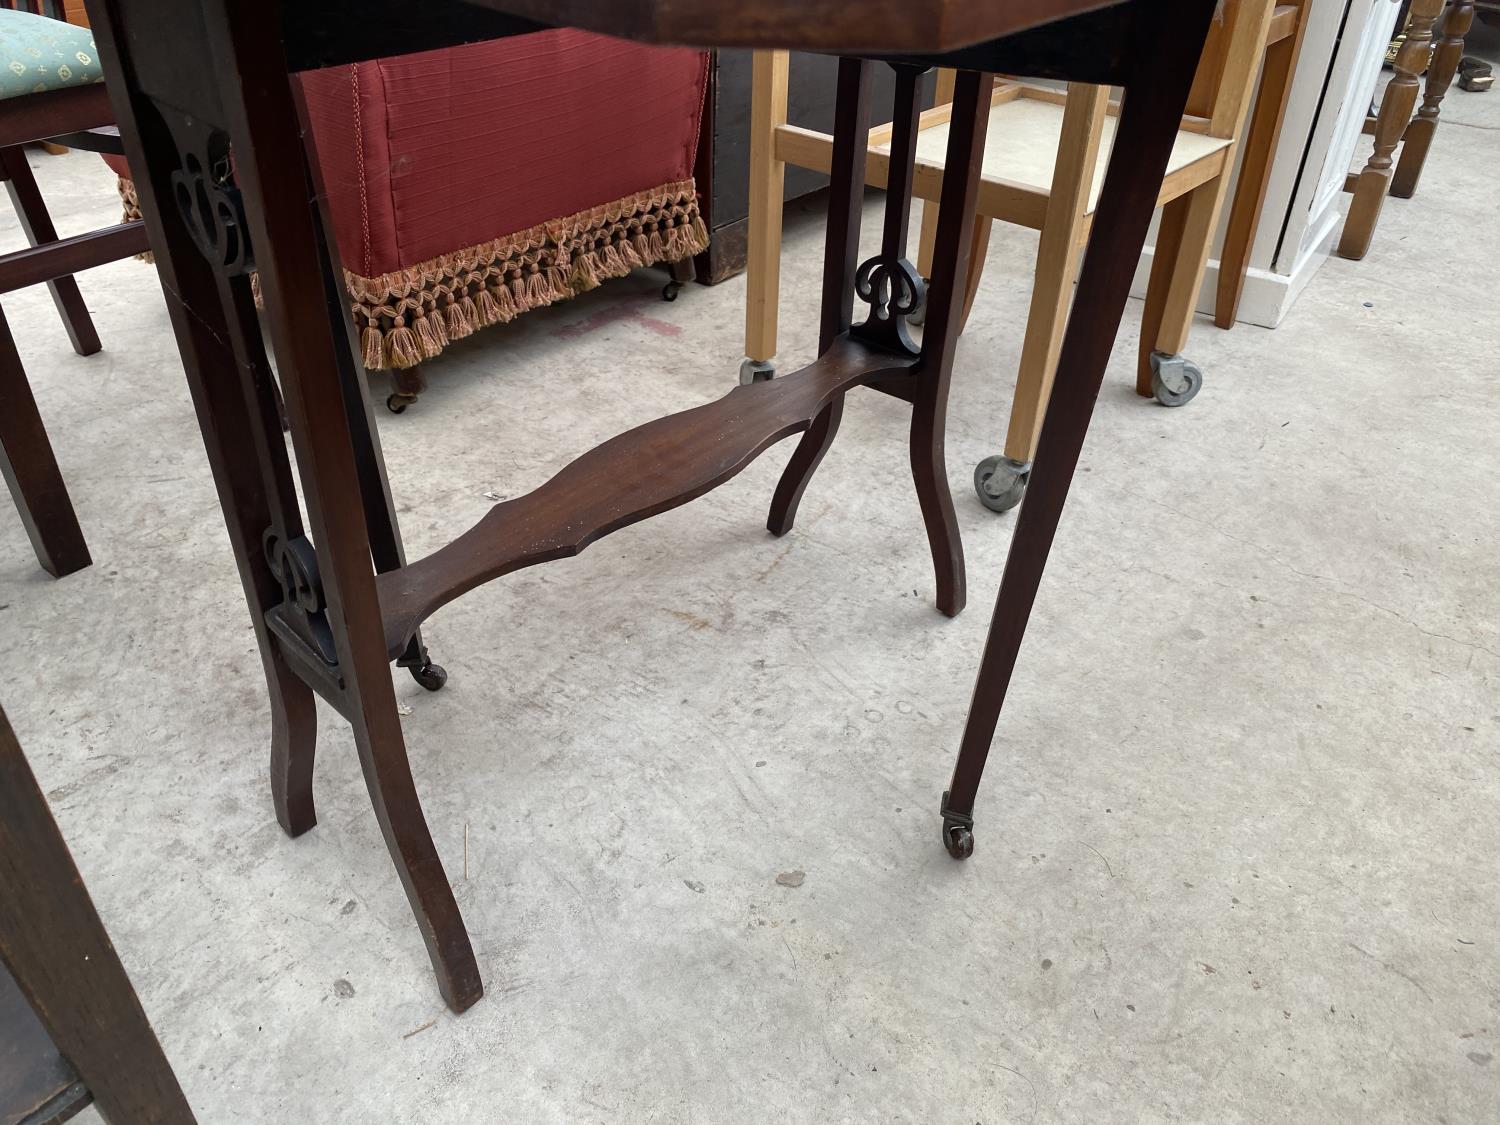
[4,43,1499,1125]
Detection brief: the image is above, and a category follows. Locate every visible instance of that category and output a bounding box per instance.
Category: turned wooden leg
[743,49,789,380]
[0,305,91,577]
[1392,0,1474,199]
[1339,0,1444,260]
[1000,84,1107,472]
[0,146,102,358]
[768,58,872,537]
[942,0,1221,855]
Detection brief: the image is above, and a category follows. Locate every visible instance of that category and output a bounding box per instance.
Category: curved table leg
[942,0,1222,854]
[768,58,871,536]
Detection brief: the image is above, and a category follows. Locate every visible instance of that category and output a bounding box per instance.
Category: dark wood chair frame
[83,0,1221,1013]
[0,79,148,578]
[1,703,195,1123]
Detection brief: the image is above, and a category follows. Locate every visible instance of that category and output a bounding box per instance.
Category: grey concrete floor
[3,49,1499,1125]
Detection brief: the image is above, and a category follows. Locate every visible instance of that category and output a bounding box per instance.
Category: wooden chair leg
[744,50,789,376]
[1338,0,1444,260]
[1215,14,1303,328]
[0,706,196,1124]
[1136,194,1190,396]
[916,201,940,280]
[1392,0,1474,199]
[973,82,1105,518]
[1004,231,1087,466]
[0,146,102,358]
[1137,180,1229,397]
[957,218,992,333]
[0,306,91,577]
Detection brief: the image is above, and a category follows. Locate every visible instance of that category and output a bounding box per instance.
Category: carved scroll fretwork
[161,111,254,275]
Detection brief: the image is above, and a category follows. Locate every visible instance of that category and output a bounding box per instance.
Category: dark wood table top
[458,0,1118,52]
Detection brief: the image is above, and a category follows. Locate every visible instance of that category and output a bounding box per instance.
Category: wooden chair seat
[745,0,1279,514]
[874,86,1233,222]
[0,8,104,99]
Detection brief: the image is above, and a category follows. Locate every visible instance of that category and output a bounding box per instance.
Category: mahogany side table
[84,0,1221,1013]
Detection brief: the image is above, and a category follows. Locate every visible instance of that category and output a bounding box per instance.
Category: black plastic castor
[940,790,975,860]
[1149,352,1203,408]
[739,357,775,385]
[408,662,448,692]
[387,393,412,415]
[662,281,682,302]
[974,455,1030,513]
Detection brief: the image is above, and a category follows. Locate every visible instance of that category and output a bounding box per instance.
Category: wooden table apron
[83,0,1220,1013]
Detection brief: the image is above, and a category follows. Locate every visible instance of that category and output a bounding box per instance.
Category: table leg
[941,0,1221,858]
[905,69,996,620]
[768,58,872,537]
[90,0,481,1012]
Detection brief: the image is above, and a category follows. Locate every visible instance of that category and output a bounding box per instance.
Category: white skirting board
[1126,201,1343,330]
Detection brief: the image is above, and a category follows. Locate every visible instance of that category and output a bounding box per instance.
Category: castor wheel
[1149,352,1203,408]
[940,791,974,860]
[662,281,682,302]
[408,662,448,692]
[739,357,775,385]
[387,392,415,415]
[974,455,1030,513]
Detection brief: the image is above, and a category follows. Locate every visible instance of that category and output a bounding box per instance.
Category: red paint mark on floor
[553,300,682,340]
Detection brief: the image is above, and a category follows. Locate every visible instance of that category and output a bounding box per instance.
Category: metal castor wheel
[1149,351,1203,408]
[739,357,775,385]
[973,455,1030,513]
[940,791,974,860]
[387,392,415,415]
[662,280,683,302]
[408,661,448,692]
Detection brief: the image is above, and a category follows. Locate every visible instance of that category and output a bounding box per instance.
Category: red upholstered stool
[109,30,709,412]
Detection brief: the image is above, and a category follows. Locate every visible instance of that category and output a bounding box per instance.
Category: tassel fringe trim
[118,176,707,370]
